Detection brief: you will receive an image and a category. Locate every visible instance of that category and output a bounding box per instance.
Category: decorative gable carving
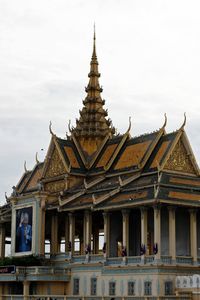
[45,147,66,178]
[164,139,196,174]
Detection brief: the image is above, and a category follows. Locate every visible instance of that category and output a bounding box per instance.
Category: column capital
[68,211,74,218]
[84,209,92,216]
[153,204,161,211]
[167,205,176,212]
[103,211,111,219]
[122,209,130,216]
[188,208,197,215]
[140,206,148,212]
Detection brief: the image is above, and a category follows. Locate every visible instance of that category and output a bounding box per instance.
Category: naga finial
[35,152,40,164]
[180,112,186,130]
[24,161,28,173]
[162,113,167,129]
[126,116,132,134]
[68,120,73,133]
[5,192,8,201]
[49,121,55,135]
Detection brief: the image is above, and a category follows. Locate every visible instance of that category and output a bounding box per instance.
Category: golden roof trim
[104,132,129,171]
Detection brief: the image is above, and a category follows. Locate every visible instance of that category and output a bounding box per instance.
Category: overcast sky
[0,0,200,204]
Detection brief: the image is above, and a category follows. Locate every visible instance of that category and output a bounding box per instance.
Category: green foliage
[0,255,45,266]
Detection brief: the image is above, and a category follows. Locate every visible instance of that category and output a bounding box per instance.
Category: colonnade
[0,206,198,263]
[48,206,199,263]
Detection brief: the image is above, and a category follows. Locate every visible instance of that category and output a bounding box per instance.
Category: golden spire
[92,23,97,60]
[72,28,115,140]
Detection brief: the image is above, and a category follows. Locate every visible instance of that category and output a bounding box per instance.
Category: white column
[65,215,69,253]
[141,207,148,253]
[103,212,110,257]
[84,210,92,253]
[23,281,30,300]
[39,205,46,256]
[122,209,130,256]
[189,209,197,263]
[69,212,75,255]
[168,206,176,261]
[0,225,5,258]
[154,206,161,260]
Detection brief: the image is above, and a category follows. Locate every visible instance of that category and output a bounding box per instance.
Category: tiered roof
[3,31,200,215]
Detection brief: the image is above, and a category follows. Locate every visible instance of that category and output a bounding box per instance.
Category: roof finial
[126,116,132,134]
[92,23,97,60]
[49,121,55,136]
[35,152,40,164]
[161,113,167,129]
[180,112,186,131]
[24,161,28,173]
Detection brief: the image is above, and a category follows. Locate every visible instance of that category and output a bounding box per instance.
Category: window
[74,237,80,252]
[128,281,135,295]
[144,281,152,295]
[73,278,79,295]
[91,278,97,295]
[165,281,173,295]
[109,282,116,296]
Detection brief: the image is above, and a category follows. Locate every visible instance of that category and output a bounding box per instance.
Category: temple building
[0,31,200,299]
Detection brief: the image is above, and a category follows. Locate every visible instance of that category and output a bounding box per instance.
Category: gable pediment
[164,139,197,175]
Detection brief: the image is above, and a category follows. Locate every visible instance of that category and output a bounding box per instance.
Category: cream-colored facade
[0,32,200,299]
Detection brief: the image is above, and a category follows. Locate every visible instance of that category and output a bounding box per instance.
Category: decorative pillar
[189,209,197,263]
[153,206,161,260]
[93,227,99,254]
[103,212,110,257]
[39,197,46,256]
[51,214,58,255]
[84,210,92,254]
[122,209,130,257]
[23,281,30,300]
[140,207,148,257]
[69,212,75,256]
[0,225,5,258]
[65,215,69,253]
[168,206,176,261]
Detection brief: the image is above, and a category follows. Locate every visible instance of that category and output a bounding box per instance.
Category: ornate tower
[71,29,115,156]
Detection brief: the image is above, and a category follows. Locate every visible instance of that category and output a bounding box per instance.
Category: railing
[145,255,154,264]
[0,296,192,300]
[106,257,123,265]
[50,253,200,267]
[127,256,141,264]
[176,256,193,264]
[161,256,172,264]
[15,266,69,275]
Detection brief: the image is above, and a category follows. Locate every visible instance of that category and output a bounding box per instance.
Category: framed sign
[11,202,36,256]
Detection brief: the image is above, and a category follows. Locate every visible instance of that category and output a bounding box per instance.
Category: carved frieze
[164,140,195,174]
[45,180,65,193]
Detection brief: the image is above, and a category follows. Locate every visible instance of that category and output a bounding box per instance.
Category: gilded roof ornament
[126,116,132,134]
[5,192,8,202]
[49,121,55,136]
[35,152,40,164]
[180,112,187,131]
[68,120,72,133]
[24,161,28,173]
[162,113,167,129]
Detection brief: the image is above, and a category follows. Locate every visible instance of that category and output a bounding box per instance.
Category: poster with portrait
[15,206,33,253]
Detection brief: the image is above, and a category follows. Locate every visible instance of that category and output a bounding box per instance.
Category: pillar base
[141,255,145,265]
[193,260,198,266]
[122,256,127,265]
[85,253,90,263]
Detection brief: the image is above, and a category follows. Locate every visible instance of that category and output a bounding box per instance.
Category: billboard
[15,207,33,253]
